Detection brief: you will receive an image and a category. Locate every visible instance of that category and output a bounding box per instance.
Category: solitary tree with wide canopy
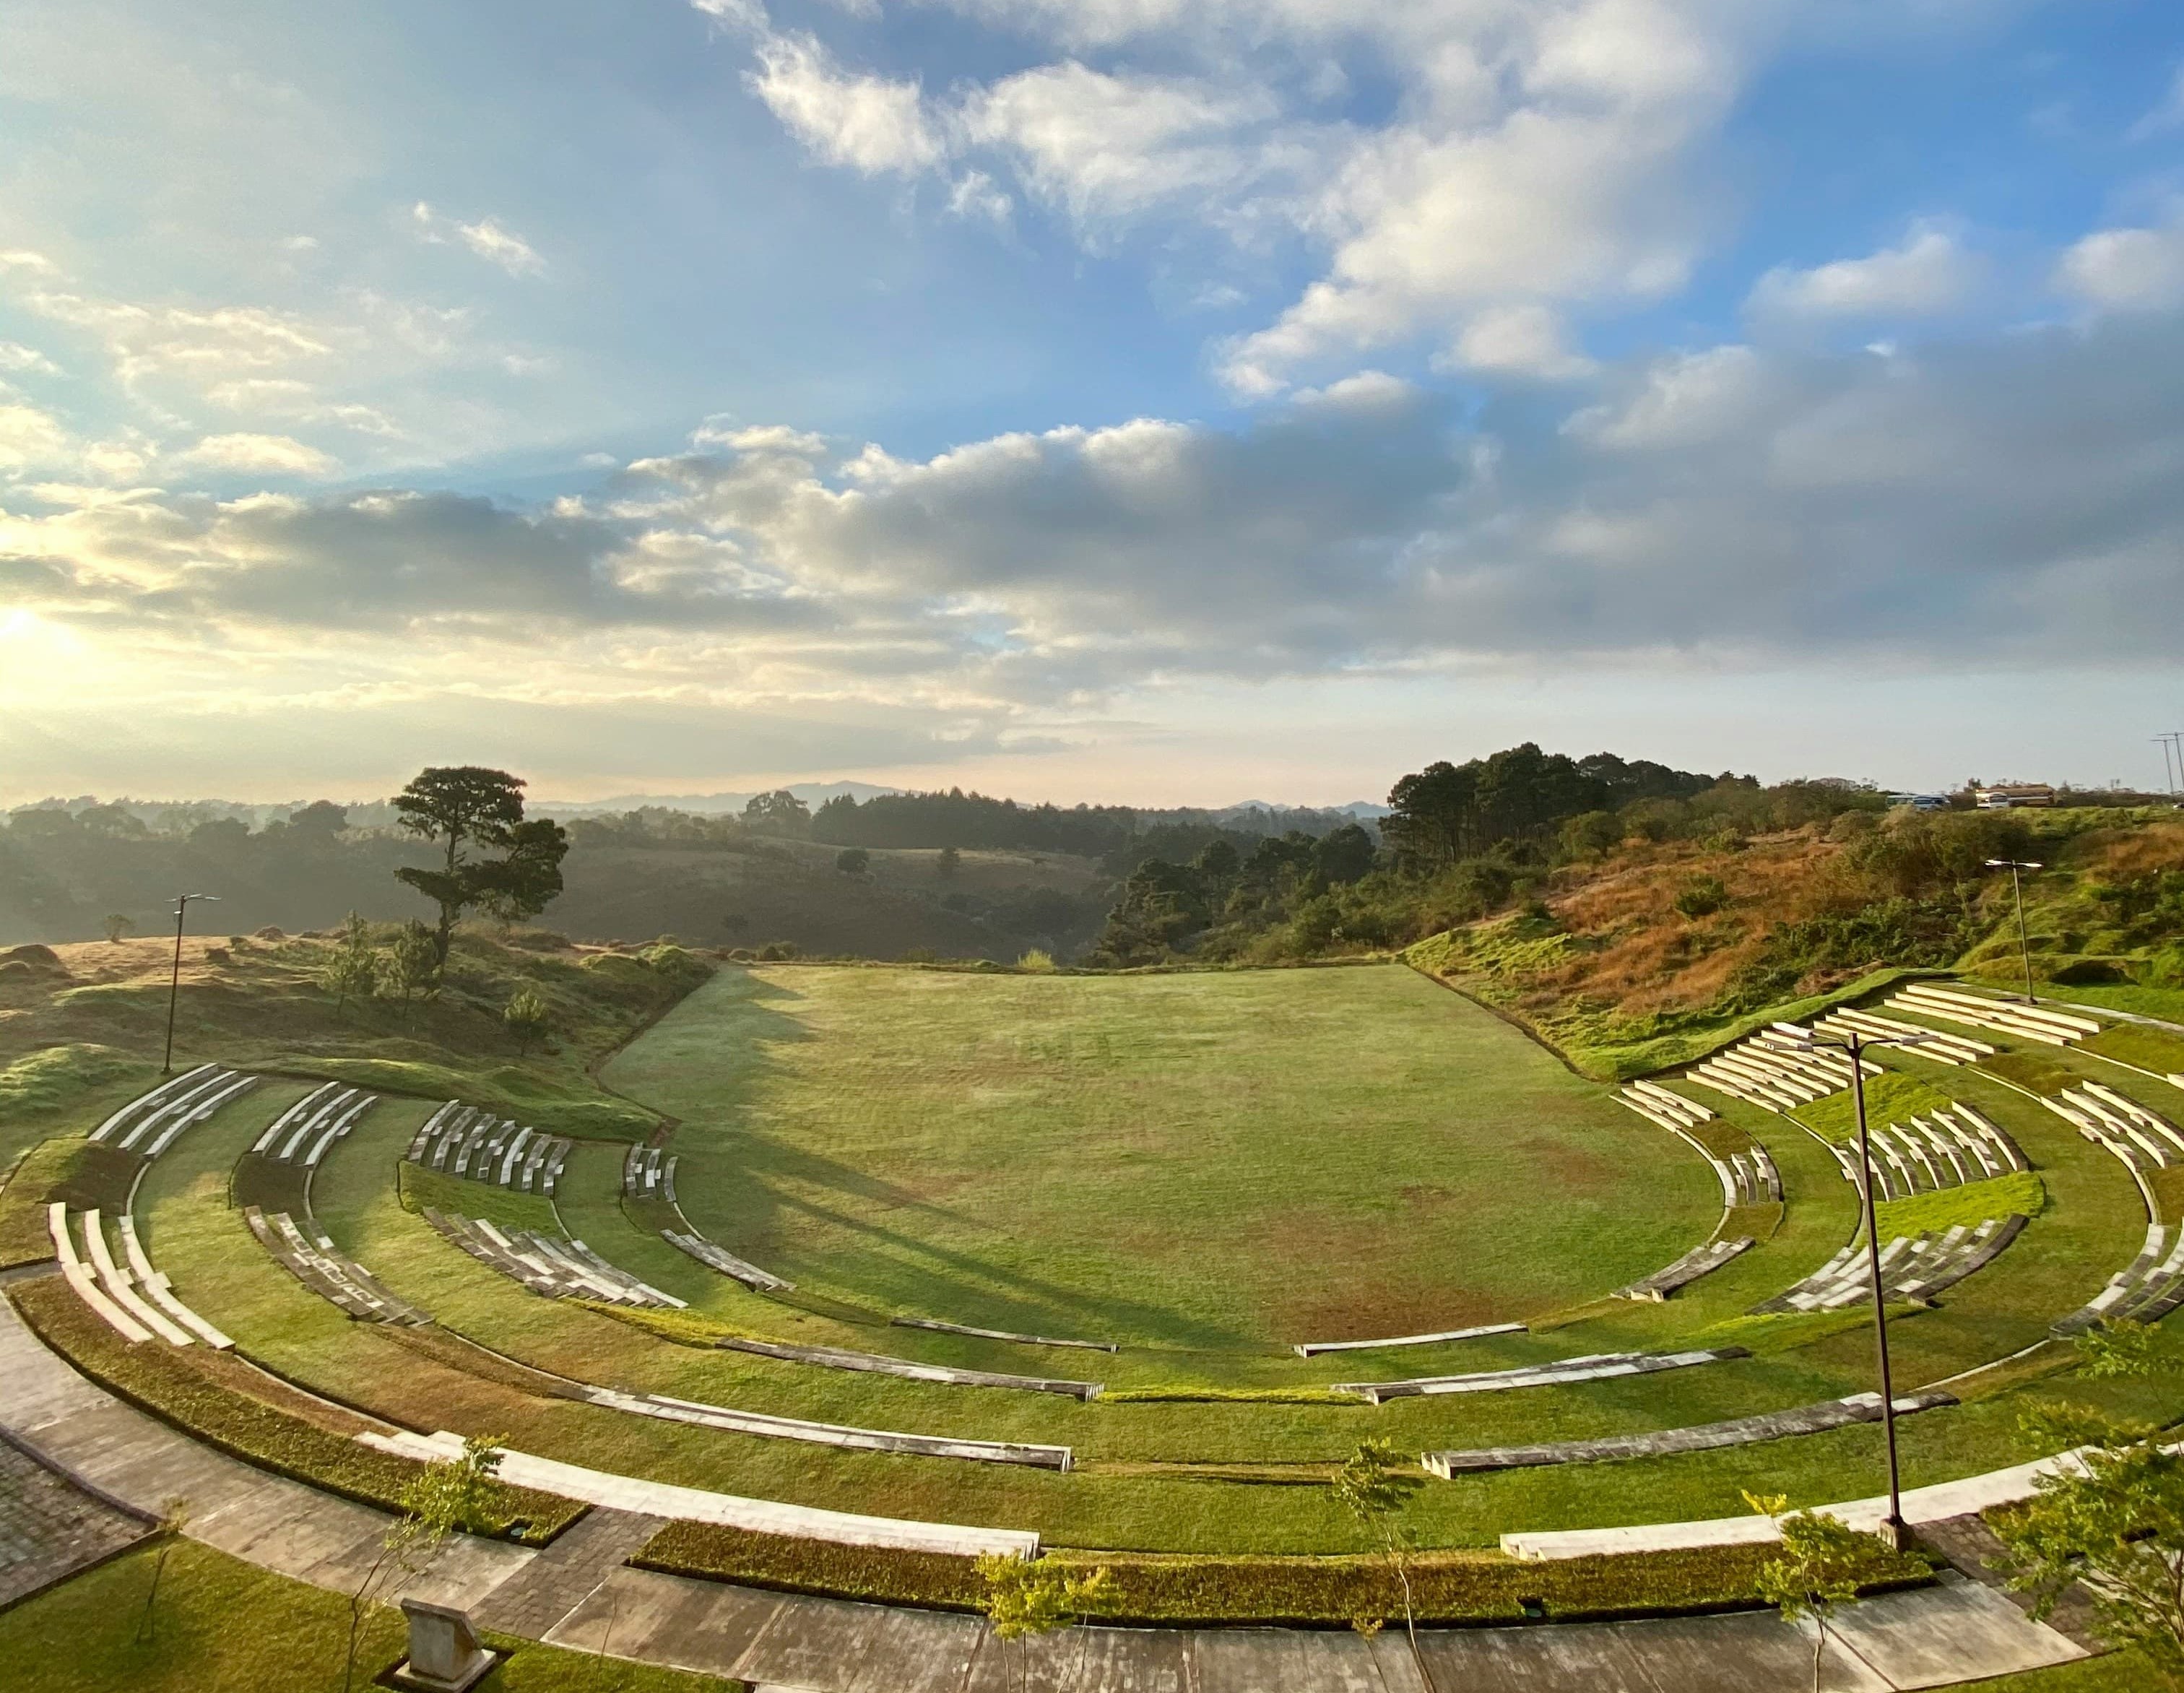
[393,766,568,964]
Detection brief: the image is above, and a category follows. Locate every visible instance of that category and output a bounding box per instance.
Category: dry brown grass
[1521,831,1849,1018]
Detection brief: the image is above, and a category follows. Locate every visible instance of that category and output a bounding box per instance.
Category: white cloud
[412,202,547,276]
[1565,345,1766,450]
[2055,220,2184,312]
[747,33,945,176]
[0,402,72,470]
[961,63,1274,228]
[0,342,61,376]
[1442,303,1596,380]
[1746,224,1977,319]
[945,170,1013,225]
[174,432,338,476]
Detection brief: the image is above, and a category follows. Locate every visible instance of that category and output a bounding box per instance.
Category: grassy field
[0,1538,740,1692]
[599,962,1719,1350]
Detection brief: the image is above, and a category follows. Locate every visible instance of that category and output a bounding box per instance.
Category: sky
[3,0,2183,807]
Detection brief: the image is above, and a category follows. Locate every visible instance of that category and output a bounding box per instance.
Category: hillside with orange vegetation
[1405,803,2184,1078]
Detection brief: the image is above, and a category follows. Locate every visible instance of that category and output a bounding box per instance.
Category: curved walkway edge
[0,1285,2094,1692]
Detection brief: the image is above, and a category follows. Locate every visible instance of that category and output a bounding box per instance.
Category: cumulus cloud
[412,202,548,276]
[747,33,945,175]
[1747,224,1978,320]
[14,313,2184,695]
[0,403,72,470]
[2055,218,2184,311]
[1442,304,1597,380]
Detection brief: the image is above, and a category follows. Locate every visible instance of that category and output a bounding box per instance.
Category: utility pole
[1985,858,2043,1005]
[1766,1027,1934,1549]
[2159,737,2179,798]
[162,893,217,1075]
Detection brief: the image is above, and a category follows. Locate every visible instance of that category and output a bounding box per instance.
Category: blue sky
[2,0,2182,805]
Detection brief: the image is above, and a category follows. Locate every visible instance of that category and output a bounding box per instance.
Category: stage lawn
[599,964,1719,1351]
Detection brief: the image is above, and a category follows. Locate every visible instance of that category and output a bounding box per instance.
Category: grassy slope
[0,927,705,1167]
[0,1538,740,1693]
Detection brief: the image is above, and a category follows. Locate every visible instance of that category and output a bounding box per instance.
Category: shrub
[1673,876,1728,919]
[635,1523,1928,1625]
[834,848,870,875]
[1017,948,1057,972]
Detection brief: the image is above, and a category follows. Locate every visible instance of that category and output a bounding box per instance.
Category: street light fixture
[1764,1026,1937,1551]
[162,892,218,1075]
[1983,858,2045,1006]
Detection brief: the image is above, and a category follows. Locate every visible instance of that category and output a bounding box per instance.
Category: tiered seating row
[1291,1321,1525,1358]
[623,1145,680,1204]
[92,1065,259,1159]
[1613,1237,1754,1302]
[1684,1023,1878,1113]
[662,1230,794,1291]
[1665,1127,1780,1209]
[581,1385,1075,1471]
[718,1336,1105,1400]
[2045,1084,2184,1171]
[423,1209,685,1309]
[2054,1222,2184,1334]
[1615,1081,1715,1131]
[407,1104,572,1195]
[1887,984,2100,1047]
[250,1081,378,1168]
[47,1203,233,1348]
[1424,1390,1957,1477]
[1822,1104,2026,1200]
[1814,1006,1991,1065]
[362,1429,1041,1558]
[243,1205,429,1324]
[1333,1346,1749,1405]
[1748,1216,2028,1313]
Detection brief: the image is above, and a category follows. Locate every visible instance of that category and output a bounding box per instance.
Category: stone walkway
[0,1438,150,1609]
[0,1283,2098,1689]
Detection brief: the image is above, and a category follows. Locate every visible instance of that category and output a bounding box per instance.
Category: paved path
[0,1284,2097,1689]
[0,1438,150,1608]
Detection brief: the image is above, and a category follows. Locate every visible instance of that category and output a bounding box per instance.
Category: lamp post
[1764,1027,1936,1551]
[1983,857,2044,1005]
[162,893,217,1075]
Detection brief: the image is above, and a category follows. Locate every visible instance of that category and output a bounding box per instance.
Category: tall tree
[742,789,811,836]
[392,767,568,964]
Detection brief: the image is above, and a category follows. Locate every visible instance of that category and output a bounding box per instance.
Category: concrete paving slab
[961,1624,1192,1693]
[547,1567,789,1679]
[1418,1621,1670,1692]
[1612,1610,1890,1693]
[830,1602,987,1693]
[1192,1626,1391,1693]
[1827,1575,2088,1689]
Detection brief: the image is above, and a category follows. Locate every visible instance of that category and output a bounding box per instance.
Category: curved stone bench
[661,1230,793,1291]
[244,1205,429,1325]
[582,1386,1074,1470]
[1425,1389,1957,1476]
[360,1429,1040,1559]
[1291,1321,1524,1358]
[893,1316,1119,1353]
[718,1337,1103,1399]
[1613,1237,1753,1302]
[1335,1346,1748,1405]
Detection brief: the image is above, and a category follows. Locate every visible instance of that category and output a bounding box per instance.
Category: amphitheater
[6,958,2181,1689]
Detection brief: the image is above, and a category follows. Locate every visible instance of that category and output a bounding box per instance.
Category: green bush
[8,1278,579,1545]
[1674,875,1728,919]
[636,1523,1930,1625]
